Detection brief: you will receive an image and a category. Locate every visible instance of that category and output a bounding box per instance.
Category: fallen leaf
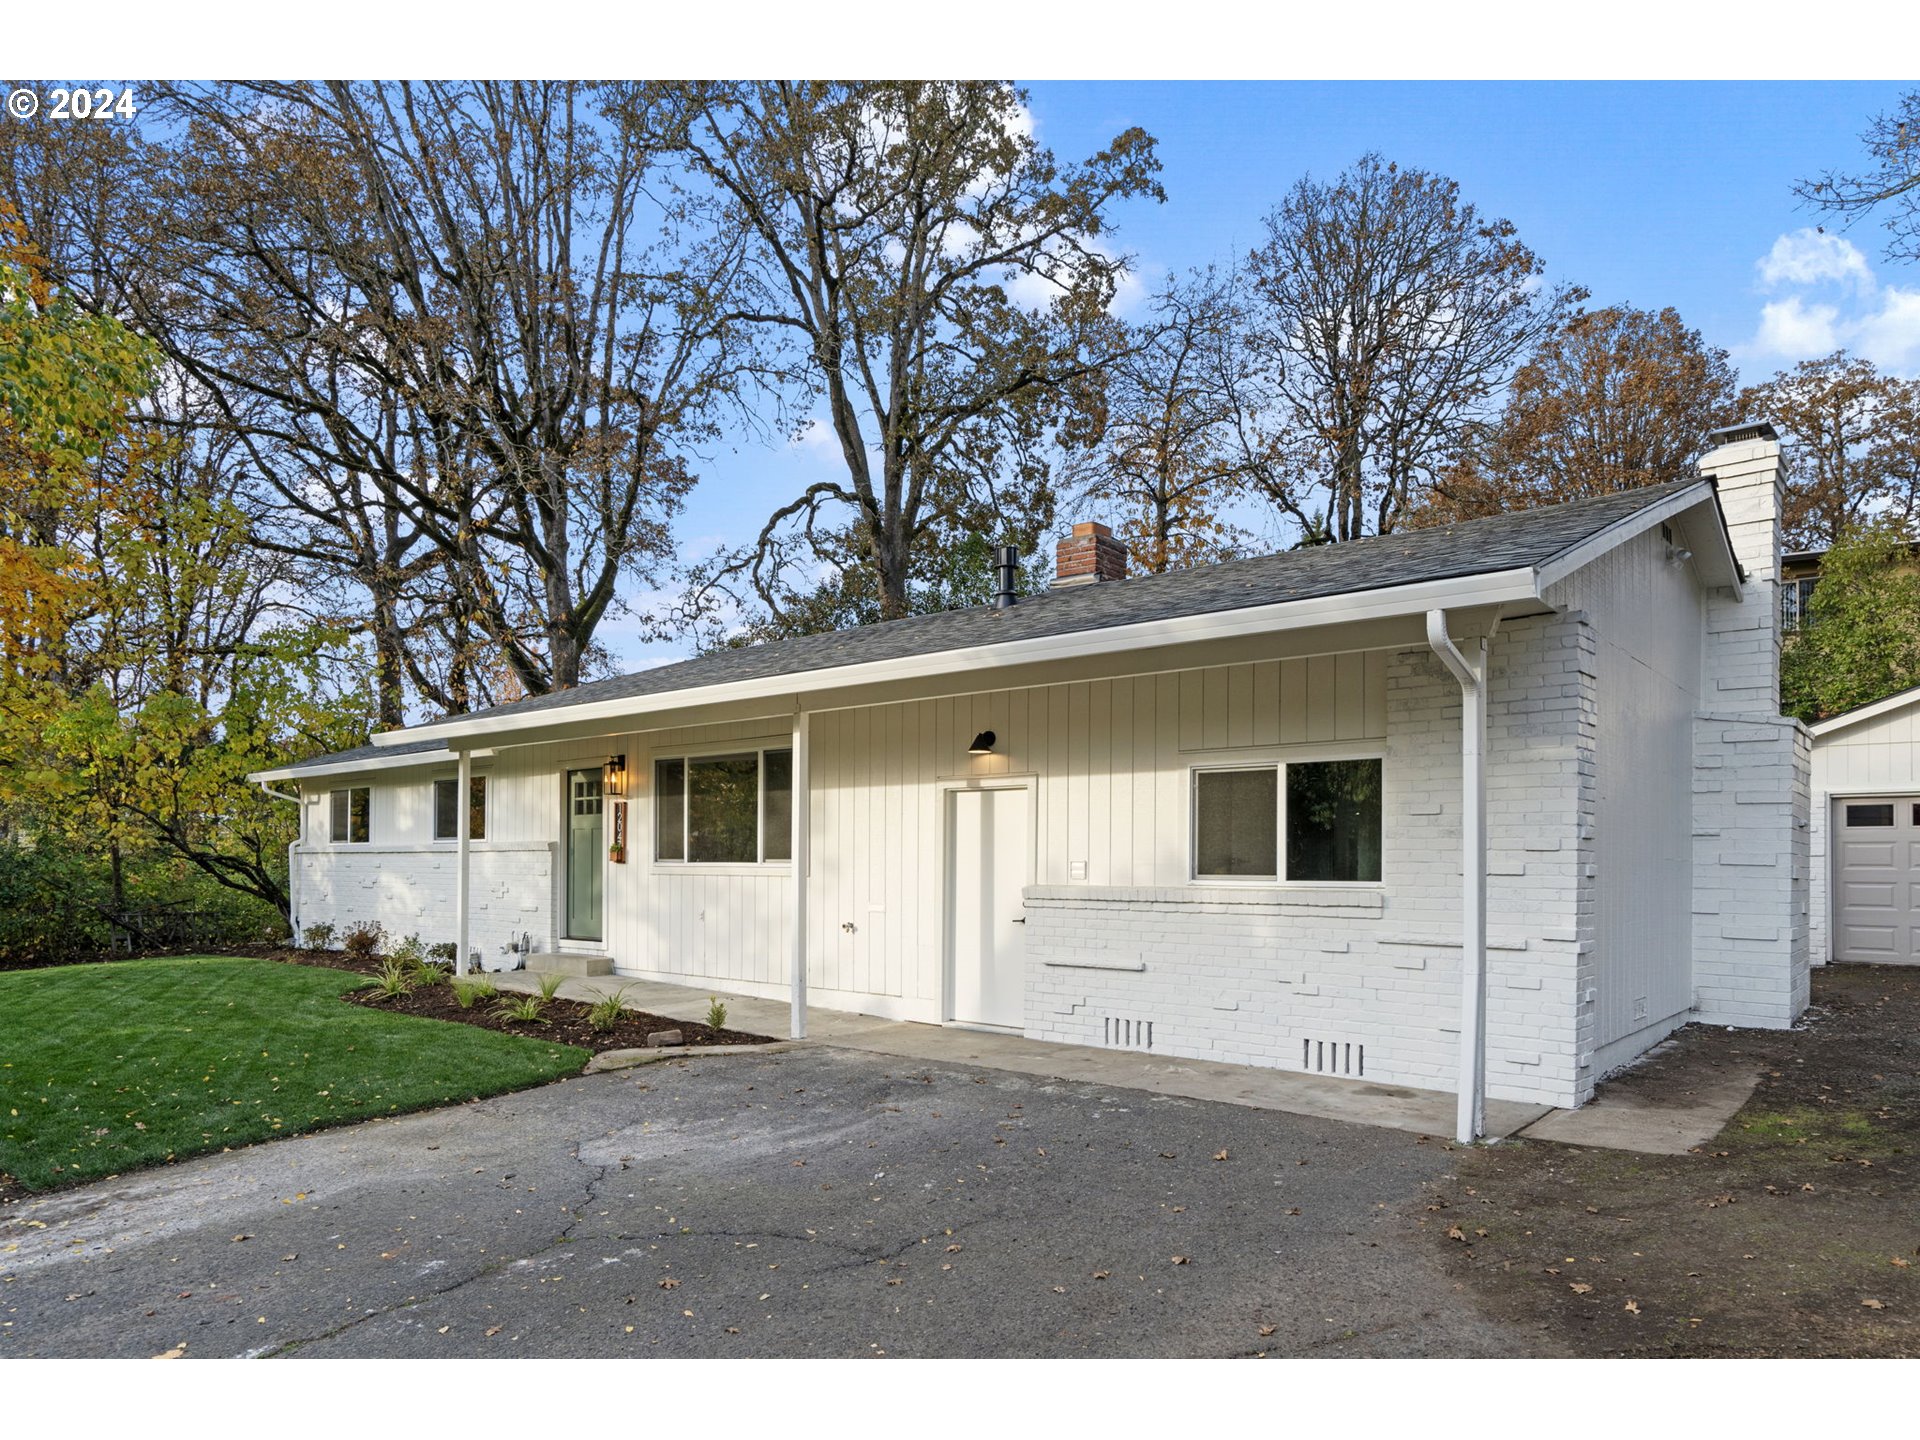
[659,1278,680,1289]
[152,1346,186,1359]
[1213,1150,1230,1162]
[1891,1258,1911,1269]
[485,1326,502,1337]
[1171,1255,1190,1265]
[1570,1283,1594,1295]
[1092,1271,1110,1280]
[1623,1299,1641,1315]
[1446,1224,1467,1242]
[1257,1324,1276,1337]
[231,1234,251,1243]
[1862,1298,1886,1310]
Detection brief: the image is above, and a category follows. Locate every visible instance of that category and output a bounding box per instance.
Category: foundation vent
[1103,1016,1155,1051]
[1302,1038,1364,1077]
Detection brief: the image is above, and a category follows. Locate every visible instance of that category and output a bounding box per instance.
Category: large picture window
[433,776,488,841]
[329,787,370,844]
[654,748,793,865]
[1193,758,1382,883]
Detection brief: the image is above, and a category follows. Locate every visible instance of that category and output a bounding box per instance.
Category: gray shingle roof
[296,478,1704,769]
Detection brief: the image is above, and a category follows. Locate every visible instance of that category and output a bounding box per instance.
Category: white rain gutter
[1426,610,1491,1145]
[255,780,304,944]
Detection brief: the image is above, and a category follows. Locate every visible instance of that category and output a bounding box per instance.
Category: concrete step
[524,951,613,978]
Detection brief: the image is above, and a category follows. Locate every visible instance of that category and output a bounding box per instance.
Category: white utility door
[1833,796,1920,964]
[948,785,1032,1028]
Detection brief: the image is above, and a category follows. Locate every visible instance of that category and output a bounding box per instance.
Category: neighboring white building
[1809,685,1920,967]
[251,425,1810,1136]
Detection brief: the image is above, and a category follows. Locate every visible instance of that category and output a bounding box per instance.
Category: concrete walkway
[490,968,1553,1140]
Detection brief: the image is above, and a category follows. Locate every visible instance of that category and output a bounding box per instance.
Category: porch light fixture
[967,731,996,756]
[604,754,627,797]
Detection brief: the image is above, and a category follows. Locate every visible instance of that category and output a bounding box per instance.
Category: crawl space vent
[1302,1038,1364,1077]
[1103,1016,1155,1051]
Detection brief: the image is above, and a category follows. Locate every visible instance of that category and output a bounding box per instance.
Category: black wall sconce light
[967,731,997,756]
[604,753,627,797]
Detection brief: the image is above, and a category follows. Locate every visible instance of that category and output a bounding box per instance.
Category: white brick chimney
[1690,418,1809,1031]
[1697,420,1787,716]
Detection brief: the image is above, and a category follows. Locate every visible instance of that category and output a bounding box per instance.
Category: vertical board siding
[295,650,1390,1019]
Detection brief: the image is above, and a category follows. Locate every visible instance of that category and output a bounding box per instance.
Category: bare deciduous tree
[1796,89,1920,263]
[1244,153,1582,543]
[667,81,1161,626]
[1063,268,1263,572]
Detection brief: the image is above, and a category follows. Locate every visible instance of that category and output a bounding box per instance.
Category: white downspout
[456,748,472,978]
[790,708,811,1040]
[256,781,304,944]
[1427,610,1490,1144]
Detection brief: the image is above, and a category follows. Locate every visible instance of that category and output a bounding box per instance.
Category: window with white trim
[329,787,370,844]
[655,748,792,864]
[1193,758,1382,882]
[433,776,487,841]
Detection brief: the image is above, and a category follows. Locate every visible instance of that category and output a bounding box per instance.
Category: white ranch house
[252,425,1810,1141]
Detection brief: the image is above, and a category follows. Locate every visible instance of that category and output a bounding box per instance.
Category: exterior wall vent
[1302,1038,1364,1076]
[1103,1016,1154,1050]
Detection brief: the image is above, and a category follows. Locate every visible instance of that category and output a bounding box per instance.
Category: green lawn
[0,955,588,1192]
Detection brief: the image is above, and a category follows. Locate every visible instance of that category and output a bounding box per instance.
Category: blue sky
[611,81,1919,669]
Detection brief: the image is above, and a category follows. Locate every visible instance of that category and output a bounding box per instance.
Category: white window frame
[1188,744,1385,888]
[328,786,371,846]
[432,773,489,843]
[649,739,795,873]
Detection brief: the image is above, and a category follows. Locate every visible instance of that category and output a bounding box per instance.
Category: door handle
[1011,917,1026,924]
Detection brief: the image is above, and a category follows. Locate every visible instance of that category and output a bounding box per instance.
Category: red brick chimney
[1054,522,1129,588]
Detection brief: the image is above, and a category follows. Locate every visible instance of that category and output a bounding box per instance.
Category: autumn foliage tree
[1417,305,1739,524]
[1740,351,1920,549]
[1795,89,1920,263]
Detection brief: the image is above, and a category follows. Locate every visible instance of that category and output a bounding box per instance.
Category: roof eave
[248,746,457,785]
[1532,481,1741,595]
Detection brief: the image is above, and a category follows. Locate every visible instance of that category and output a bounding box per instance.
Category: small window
[1195,768,1279,878]
[329,787,370,844]
[655,747,792,865]
[434,776,487,841]
[1193,758,1383,883]
[1847,803,1895,827]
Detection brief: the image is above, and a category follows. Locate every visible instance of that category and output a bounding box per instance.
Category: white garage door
[1833,797,1920,965]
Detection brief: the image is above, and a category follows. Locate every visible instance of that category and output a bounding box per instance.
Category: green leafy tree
[1781,520,1920,723]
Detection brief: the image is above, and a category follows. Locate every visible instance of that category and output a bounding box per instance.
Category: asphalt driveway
[1,1047,1555,1357]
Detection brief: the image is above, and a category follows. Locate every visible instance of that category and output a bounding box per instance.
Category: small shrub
[452,976,497,1010]
[410,961,450,988]
[366,958,413,999]
[705,996,728,1031]
[427,941,458,964]
[588,986,631,1032]
[388,932,426,969]
[536,972,566,1002]
[300,921,336,952]
[495,992,547,1025]
[341,920,386,962]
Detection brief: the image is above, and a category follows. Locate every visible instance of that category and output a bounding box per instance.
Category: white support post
[790,709,810,1040]
[1428,610,1489,1144]
[456,748,472,979]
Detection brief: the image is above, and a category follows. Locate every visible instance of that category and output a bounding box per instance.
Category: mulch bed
[284,946,775,1054]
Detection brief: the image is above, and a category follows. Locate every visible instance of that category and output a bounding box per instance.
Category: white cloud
[1741,230,1920,377]
[1757,228,1874,291]
[1752,296,1841,360]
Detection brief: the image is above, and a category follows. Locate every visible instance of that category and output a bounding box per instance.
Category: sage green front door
[565,769,603,942]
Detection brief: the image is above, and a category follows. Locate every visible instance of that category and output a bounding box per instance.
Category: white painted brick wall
[1023,611,1594,1109]
[295,842,556,968]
